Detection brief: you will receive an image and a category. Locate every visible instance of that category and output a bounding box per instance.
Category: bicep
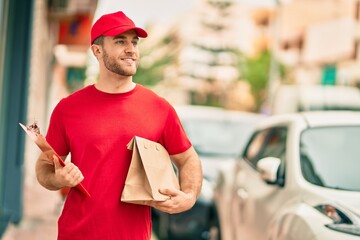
[171,146,201,170]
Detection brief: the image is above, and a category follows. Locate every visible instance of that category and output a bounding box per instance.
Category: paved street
[2,180,61,240]
[2,181,158,240]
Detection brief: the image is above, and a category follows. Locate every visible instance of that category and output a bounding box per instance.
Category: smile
[122,58,136,64]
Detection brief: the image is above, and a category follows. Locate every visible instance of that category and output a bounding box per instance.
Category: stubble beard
[102,48,138,76]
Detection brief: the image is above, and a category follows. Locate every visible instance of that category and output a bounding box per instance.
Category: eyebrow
[113,35,139,41]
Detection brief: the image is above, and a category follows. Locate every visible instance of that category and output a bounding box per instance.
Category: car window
[182,119,256,157]
[244,127,288,168]
[300,126,360,191]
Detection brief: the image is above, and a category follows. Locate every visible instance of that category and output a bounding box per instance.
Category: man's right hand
[52,155,84,188]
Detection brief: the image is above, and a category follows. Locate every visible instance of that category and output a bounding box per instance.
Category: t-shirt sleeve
[160,105,192,155]
[45,100,70,156]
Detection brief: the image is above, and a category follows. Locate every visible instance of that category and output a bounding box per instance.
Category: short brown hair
[93,35,104,46]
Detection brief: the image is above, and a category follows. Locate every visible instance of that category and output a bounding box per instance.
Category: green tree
[134,35,178,86]
[239,50,271,111]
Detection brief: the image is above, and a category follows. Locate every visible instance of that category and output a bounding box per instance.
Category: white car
[152,105,264,240]
[214,111,360,240]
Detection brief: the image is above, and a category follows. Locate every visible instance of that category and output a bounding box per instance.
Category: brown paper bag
[121,136,180,204]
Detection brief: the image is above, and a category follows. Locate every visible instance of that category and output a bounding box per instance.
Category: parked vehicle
[214,111,360,240]
[152,105,264,240]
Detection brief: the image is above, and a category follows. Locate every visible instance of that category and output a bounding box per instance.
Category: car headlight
[315,204,360,236]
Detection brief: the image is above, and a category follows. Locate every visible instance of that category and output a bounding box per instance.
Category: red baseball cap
[91,11,148,44]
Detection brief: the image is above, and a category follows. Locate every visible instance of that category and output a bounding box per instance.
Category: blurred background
[1,0,360,239]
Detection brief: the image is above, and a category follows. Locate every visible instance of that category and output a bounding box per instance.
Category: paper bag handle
[143,141,160,151]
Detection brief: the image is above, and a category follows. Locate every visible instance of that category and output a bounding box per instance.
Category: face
[100,30,140,77]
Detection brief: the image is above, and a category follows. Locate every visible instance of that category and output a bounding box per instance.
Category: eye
[132,40,139,46]
[115,40,125,44]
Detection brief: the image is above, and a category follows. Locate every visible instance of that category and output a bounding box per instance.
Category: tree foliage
[239,50,271,110]
[133,35,177,86]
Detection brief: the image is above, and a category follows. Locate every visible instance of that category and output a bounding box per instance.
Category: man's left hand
[145,188,196,214]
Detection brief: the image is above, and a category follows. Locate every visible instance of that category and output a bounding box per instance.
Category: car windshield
[182,119,254,157]
[300,126,360,191]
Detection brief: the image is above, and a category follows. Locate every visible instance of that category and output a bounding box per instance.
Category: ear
[91,44,102,59]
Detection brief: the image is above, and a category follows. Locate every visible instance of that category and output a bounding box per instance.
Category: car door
[230,126,288,240]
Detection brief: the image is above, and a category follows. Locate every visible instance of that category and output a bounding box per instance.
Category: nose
[124,43,136,53]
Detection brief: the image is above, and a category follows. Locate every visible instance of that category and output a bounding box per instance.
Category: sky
[95,0,197,28]
[94,0,276,28]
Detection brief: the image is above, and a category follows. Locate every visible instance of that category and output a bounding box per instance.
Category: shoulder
[66,84,94,100]
[135,84,172,108]
[58,85,94,105]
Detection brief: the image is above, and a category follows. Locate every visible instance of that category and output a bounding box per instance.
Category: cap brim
[104,26,148,38]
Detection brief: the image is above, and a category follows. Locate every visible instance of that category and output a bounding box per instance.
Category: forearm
[178,161,202,199]
[35,153,60,191]
[174,147,203,200]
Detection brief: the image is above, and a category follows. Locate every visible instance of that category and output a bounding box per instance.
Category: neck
[95,76,136,94]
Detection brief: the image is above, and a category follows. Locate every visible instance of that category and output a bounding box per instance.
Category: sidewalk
[2,181,158,240]
[2,180,61,240]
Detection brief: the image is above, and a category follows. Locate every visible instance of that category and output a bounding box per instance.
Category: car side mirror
[256,157,281,184]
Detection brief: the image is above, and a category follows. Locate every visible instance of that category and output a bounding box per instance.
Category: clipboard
[19,122,91,198]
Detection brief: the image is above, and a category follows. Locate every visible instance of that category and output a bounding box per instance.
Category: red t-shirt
[46,84,191,240]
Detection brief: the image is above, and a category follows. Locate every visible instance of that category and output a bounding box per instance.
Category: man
[35,11,202,240]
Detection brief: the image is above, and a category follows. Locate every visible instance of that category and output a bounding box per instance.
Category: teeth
[123,58,134,64]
